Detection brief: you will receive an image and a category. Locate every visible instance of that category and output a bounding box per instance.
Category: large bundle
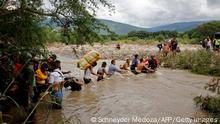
[78,51,101,70]
[78,59,91,70]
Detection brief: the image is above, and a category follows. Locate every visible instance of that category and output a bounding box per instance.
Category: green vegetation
[158,50,220,76]
[0,0,113,123]
[31,20,220,45]
[98,19,208,34]
[100,21,220,44]
[127,30,178,39]
[194,95,220,113]
[101,31,196,44]
[194,77,220,122]
[185,21,220,40]
[194,95,220,123]
[0,0,113,92]
[1,0,220,123]
[26,20,220,45]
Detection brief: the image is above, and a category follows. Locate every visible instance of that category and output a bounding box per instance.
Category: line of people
[82,53,159,85]
[83,59,123,84]
[130,54,158,74]
[8,52,159,113]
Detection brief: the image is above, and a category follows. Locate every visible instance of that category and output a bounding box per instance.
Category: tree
[0,1,114,123]
[126,30,178,40]
[127,31,150,39]
[185,21,220,40]
[155,34,165,42]
[0,0,114,44]
[0,0,113,92]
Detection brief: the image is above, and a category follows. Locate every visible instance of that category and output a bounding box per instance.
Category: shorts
[84,78,92,84]
[97,76,104,81]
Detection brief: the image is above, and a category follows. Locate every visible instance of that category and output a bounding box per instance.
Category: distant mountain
[147,21,210,32]
[99,19,146,35]
[42,18,215,35]
[99,19,213,34]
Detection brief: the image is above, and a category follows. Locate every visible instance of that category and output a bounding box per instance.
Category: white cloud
[96,0,220,27]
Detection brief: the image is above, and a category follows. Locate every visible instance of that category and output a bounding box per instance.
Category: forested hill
[98,19,146,35]
[99,19,212,34]
[43,18,216,35]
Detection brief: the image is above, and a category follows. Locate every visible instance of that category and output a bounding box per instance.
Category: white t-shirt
[84,68,92,79]
[207,40,212,47]
[49,69,64,84]
[97,67,106,74]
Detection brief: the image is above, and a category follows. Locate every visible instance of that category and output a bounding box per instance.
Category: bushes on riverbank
[158,50,220,76]
[194,95,220,113]
[193,77,220,120]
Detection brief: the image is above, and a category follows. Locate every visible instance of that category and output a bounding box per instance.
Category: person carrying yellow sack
[78,51,101,70]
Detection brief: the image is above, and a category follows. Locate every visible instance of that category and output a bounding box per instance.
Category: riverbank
[47,43,202,60]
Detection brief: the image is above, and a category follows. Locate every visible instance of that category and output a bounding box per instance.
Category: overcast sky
[96,0,220,28]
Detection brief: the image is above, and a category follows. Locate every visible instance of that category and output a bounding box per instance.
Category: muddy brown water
[36,55,213,124]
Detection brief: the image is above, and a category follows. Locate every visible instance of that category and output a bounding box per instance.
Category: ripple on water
[37,57,212,124]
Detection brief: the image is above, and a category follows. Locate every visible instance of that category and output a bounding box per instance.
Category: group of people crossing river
[4,50,159,118]
[2,34,220,123]
[40,52,159,109]
[82,54,159,85]
[26,35,220,113]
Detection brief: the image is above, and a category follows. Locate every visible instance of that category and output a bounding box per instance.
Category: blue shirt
[108,64,121,75]
[130,58,138,70]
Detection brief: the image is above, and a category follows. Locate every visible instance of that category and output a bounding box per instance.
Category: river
[35,53,213,124]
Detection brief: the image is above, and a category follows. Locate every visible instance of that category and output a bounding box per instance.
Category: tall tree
[0,0,113,92]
